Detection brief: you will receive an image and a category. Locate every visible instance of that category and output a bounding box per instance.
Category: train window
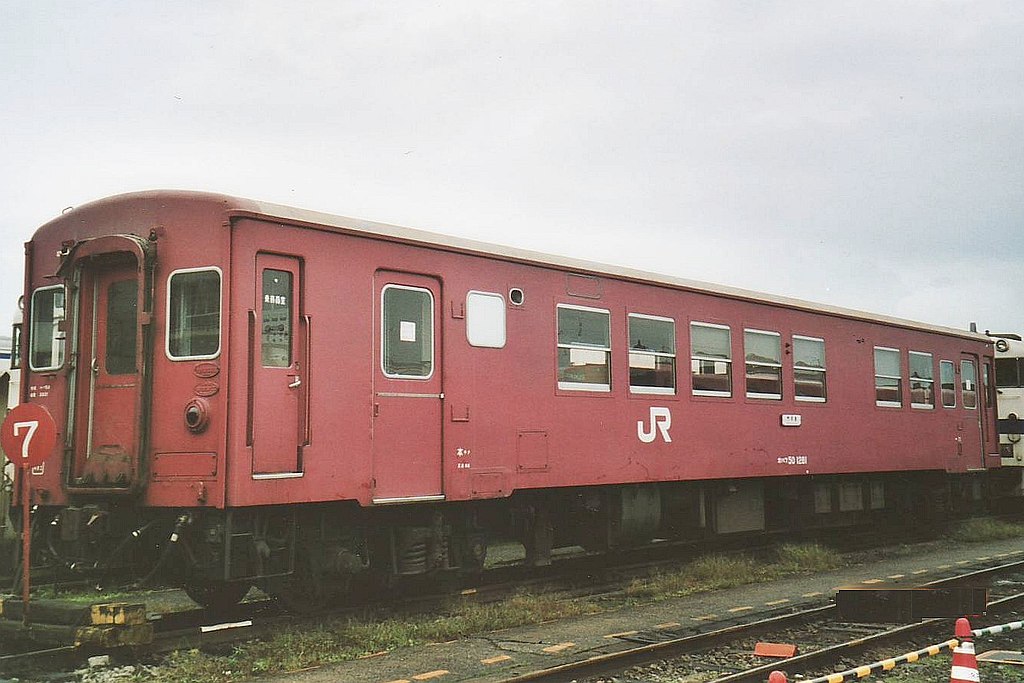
[557,304,610,391]
[908,351,935,409]
[691,322,732,397]
[983,361,995,409]
[466,291,506,348]
[10,323,21,370]
[29,285,65,371]
[382,285,434,379]
[793,335,826,402]
[996,358,1021,388]
[167,268,222,360]
[262,270,293,367]
[744,329,782,399]
[628,314,675,395]
[961,359,978,409]
[106,280,138,374]
[873,347,902,407]
[940,360,956,407]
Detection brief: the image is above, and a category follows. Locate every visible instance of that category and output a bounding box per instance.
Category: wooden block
[75,623,154,647]
[90,602,147,626]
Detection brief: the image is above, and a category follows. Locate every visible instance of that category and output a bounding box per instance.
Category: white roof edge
[239,198,987,343]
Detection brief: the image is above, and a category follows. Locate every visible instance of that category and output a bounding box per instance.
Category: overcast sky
[1,1,1021,334]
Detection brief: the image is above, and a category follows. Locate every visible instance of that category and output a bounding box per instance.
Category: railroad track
[499,560,1024,683]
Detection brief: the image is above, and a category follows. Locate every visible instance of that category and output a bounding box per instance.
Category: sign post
[1,404,58,627]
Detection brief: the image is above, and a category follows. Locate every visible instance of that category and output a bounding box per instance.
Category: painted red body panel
[20,191,998,512]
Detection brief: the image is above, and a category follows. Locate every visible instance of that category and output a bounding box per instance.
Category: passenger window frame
[556,303,611,393]
[873,346,903,408]
[690,321,733,398]
[165,266,223,361]
[793,334,827,403]
[744,328,783,400]
[628,313,676,396]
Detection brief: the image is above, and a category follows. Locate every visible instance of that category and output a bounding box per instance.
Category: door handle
[288,376,302,389]
[91,357,99,375]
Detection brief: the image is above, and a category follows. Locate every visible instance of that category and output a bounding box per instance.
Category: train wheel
[183,580,252,610]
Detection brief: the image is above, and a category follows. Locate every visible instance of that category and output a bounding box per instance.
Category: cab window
[29,286,65,371]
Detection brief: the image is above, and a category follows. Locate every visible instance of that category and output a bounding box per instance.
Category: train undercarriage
[18,469,1016,612]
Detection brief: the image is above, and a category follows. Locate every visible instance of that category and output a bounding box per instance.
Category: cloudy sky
[2,1,1021,333]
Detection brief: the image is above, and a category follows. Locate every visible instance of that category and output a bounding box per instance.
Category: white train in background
[994,333,1024,467]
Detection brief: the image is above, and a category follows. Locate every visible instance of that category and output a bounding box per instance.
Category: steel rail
[709,590,1024,683]
[494,560,1024,683]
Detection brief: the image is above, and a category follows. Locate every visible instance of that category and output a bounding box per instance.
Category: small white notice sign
[781,414,802,427]
[400,321,417,342]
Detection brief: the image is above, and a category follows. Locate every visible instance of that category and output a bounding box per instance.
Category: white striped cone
[950,617,980,683]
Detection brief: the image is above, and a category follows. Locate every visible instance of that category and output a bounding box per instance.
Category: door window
[382,285,434,378]
[106,280,137,374]
[262,269,293,367]
[940,360,956,407]
[961,359,978,409]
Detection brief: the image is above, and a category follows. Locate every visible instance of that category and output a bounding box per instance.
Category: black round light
[184,399,210,433]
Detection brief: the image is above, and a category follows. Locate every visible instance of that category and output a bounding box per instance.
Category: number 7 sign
[1,403,57,469]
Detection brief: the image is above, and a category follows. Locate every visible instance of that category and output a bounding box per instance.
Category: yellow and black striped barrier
[768,617,1024,682]
[798,639,959,683]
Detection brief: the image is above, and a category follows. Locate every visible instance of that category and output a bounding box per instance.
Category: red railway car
[15,191,1005,608]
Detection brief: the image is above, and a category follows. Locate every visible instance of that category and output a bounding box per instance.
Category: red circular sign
[1,403,58,469]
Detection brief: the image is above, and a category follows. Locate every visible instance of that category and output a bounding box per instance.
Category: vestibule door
[371,271,443,503]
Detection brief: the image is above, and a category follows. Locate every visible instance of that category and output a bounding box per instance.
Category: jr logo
[637,407,672,444]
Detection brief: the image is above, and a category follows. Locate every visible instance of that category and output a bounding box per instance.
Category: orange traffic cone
[767,672,787,683]
[950,617,980,683]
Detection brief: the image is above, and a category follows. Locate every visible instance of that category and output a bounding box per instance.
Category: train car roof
[48,190,989,343]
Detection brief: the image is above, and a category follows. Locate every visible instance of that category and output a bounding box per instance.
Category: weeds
[147,592,598,683]
[950,517,1024,543]
[624,543,840,600]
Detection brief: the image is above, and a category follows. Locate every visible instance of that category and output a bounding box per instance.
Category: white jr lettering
[637,407,672,444]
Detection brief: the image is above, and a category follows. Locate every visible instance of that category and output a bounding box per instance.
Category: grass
[146,593,598,682]
[624,543,841,600]
[950,517,1024,543]
[33,585,136,603]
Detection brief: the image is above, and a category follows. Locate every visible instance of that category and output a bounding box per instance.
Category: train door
[961,354,985,468]
[981,355,998,462]
[71,259,141,487]
[371,272,443,503]
[251,254,307,476]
